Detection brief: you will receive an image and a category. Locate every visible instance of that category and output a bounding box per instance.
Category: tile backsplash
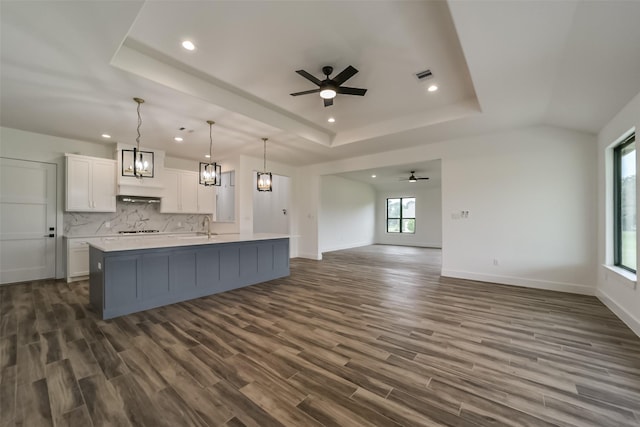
[64,201,209,236]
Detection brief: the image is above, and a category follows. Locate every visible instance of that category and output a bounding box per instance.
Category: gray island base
[89,234,289,319]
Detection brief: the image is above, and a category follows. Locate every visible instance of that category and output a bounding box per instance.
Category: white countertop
[64,232,202,240]
[89,233,289,252]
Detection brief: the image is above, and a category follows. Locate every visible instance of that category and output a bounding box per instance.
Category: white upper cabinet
[161,169,180,212]
[181,172,198,213]
[161,168,215,214]
[65,154,116,212]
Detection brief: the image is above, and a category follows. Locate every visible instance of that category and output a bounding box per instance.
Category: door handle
[44,234,55,238]
[282,209,287,215]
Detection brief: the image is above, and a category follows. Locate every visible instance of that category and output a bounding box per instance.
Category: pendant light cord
[262,138,268,172]
[209,123,213,159]
[206,120,215,163]
[135,100,142,151]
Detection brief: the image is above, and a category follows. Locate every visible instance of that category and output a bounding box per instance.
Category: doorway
[0,158,57,284]
[253,173,290,234]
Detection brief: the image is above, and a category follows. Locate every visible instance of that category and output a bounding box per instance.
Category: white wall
[441,127,596,295]
[1,127,115,278]
[375,187,442,248]
[298,125,597,295]
[596,91,640,336]
[319,175,375,253]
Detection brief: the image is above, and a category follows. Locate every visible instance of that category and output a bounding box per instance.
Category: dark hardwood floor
[1,245,640,427]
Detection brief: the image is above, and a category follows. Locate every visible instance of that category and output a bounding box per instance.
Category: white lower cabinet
[66,238,93,282]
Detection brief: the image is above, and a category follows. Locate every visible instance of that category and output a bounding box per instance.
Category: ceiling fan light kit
[290,65,367,107]
[319,87,337,100]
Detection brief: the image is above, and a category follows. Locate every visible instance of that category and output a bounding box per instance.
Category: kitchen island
[89,233,289,319]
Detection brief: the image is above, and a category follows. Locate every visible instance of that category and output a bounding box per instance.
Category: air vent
[415,69,433,80]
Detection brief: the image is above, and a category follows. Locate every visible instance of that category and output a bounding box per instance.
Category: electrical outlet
[493,258,499,266]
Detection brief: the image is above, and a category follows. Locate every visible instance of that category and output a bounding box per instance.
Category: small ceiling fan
[400,171,429,183]
[290,65,367,107]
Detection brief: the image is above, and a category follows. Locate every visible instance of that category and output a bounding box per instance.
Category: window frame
[386,197,416,234]
[613,132,636,273]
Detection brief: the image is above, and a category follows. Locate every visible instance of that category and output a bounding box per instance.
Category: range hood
[118,195,161,204]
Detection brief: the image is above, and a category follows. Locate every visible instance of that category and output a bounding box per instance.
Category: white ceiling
[1,1,639,166]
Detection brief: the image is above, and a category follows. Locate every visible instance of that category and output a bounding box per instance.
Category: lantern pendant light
[121,97,154,179]
[199,120,221,186]
[257,137,272,192]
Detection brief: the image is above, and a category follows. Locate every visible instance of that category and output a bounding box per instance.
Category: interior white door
[253,173,290,234]
[0,158,57,284]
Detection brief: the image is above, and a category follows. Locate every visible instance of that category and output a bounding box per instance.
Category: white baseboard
[596,289,640,338]
[321,241,374,254]
[375,241,442,249]
[441,269,595,296]
[296,252,322,261]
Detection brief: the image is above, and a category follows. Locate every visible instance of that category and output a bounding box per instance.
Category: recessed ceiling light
[205,154,211,158]
[174,137,183,142]
[182,40,195,51]
[328,117,335,123]
[428,85,438,92]
[101,133,111,139]
[371,175,376,178]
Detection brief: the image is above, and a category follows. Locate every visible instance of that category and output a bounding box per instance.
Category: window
[387,197,415,233]
[614,133,636,273]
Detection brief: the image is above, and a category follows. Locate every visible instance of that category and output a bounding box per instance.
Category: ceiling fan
[400,171,430,183]
[290,65,367,107]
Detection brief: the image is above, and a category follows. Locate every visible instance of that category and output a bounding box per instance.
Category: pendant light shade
[122,97,154,179]
[199,120,221,186]
[257,137,272,192]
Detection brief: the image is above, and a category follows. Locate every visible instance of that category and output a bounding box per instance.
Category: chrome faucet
[203,215,212,239]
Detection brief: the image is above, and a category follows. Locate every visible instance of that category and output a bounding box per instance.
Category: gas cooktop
[118,230,160,234]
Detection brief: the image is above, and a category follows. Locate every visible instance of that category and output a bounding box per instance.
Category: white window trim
[606,129,637,286]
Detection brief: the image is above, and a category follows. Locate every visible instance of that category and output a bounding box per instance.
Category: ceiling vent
[415,69,433,81]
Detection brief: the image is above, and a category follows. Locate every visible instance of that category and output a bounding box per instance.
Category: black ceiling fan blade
[332,65,358,86]
[337,86,367,96]
[324,98,334,107]
[290,88,320,96]
[416,177,430,180]
[295,70,322,86]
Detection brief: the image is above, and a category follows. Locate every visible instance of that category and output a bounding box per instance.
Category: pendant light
[257,137,272,192]
[121,97,154,178]
[199,120,221,186]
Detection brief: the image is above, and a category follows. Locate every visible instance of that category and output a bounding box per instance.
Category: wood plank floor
[1,245,640,427]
